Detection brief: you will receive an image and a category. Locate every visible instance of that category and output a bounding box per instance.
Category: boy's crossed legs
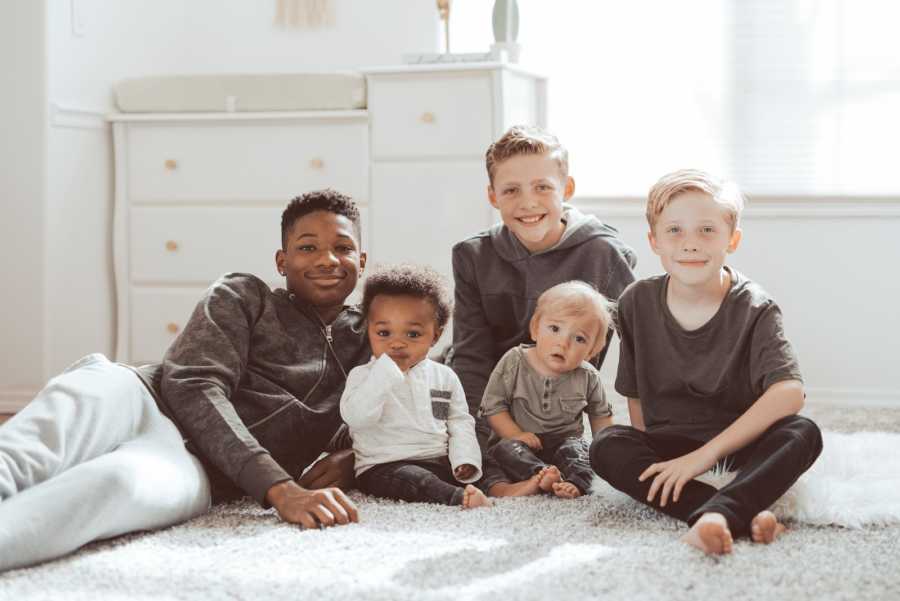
[357,457,491,509]
[590,415,822,554]
[488,435,594,498]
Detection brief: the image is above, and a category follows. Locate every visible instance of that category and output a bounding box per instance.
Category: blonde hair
[529,281,612,357]
[485,125,569,185]
[646,169,744,231]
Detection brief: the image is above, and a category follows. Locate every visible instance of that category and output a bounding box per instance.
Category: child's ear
[487,184,500,210]
[432,327,444,346]
[275,248,286,276]
[528,314,540,341]
[647,230,662,256]
[359,251,367,272]
[727,227,743,253]
[564,176,576,200]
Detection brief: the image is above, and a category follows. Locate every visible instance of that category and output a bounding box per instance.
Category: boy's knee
[781,415,823,457]
[589,425,639,477]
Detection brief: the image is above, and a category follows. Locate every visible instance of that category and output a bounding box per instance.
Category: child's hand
[513,432,542,450]
[638,448,717,507]
[454,464,477,481]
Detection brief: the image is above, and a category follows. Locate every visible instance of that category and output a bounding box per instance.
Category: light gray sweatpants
[0,354,211,572]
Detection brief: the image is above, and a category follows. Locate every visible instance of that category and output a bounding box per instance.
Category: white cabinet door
[368,73,494,160]
[130,206,283,284]
[370,160,495,280]
[127,120,368,202]
[130,287,209,364]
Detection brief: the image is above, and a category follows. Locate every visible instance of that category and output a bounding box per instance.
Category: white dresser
[110,63,546,364]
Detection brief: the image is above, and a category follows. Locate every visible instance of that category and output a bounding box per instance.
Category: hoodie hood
[488,203,625,263]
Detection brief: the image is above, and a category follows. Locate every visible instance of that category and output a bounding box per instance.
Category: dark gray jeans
[488,434,594,494]
[357,456,465,506]
[590,415,823,538]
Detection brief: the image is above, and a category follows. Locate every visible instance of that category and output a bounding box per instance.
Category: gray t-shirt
[481,345,612,439]
[615,267,802,442]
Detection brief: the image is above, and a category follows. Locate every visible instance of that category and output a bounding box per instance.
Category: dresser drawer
[368,72,494,159]
[130,287,210,364]
[126,119,368,202]
[130,207,283,284]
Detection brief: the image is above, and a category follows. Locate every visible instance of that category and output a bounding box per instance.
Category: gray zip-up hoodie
[134,273,371,505]
[448,205,637,416]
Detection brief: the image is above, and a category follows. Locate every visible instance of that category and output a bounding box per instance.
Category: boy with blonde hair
[448,125,636,496]
[482,281,614,498]
[590,169,823,555]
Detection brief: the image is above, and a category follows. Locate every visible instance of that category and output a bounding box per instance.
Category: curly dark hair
[281,189,361,249]
[361,264,452,330]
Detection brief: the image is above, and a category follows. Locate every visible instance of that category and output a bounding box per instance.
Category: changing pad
[114,72,366,113]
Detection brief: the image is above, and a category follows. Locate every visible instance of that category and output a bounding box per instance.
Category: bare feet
[461,484,493,509]
[751,510,786,544]
[537,466,562,492]
[487,473,542,497]
[681,512,734,555]
[551,481,583,499]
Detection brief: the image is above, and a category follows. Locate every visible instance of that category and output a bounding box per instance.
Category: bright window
[452,0,900,197]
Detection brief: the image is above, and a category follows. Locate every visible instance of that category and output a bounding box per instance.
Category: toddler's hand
[514,432,542,450]
[454,464,477,481]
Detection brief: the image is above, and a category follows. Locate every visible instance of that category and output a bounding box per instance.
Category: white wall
[585,198,900,407]
[1,0,440,408]
[0,1,47,405]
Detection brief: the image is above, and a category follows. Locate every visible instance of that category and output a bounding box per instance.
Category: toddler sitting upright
[340,264,491,509]
[481,281,614,498]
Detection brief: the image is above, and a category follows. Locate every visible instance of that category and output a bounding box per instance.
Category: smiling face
[367,294,441,372]
[488,152,574,253]
[529,311,602,377]
[275,210,366,323]
[649,190,742,290]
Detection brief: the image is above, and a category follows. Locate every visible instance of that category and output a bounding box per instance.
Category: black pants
[357,457,465,506]
[590,415,823,538]
[489,434,594,494]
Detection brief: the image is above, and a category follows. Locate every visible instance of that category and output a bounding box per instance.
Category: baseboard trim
[576,196,900,219]
[0,389,37,413]
[804,388,900,409]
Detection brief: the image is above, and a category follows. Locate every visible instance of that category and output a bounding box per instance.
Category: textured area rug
[2,403,900,601]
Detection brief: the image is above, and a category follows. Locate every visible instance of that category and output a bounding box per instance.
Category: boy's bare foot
[461,484,493,509]
[537,466,562,492]
[488,473,541,497]
[551,481,582,499]
[750,510,786,544]
[681,512,733,555]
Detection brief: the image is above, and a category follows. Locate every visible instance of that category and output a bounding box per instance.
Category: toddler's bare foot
[751,510,786,544]
[487,473,541,497]
[681,512,733,555]
[537,466,562,492]
[461,484,493,509]
[551,481,582,499]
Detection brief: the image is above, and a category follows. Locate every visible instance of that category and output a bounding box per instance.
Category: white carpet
[2,428,899,600]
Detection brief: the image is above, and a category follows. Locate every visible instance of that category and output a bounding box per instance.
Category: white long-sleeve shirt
[339,354,483,482]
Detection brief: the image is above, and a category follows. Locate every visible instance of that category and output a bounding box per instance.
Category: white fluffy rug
[2,428,899,600]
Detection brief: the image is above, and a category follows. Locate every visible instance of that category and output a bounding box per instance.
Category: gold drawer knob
[165,240,179,252]
[166,322,180,334]
[309,158,324,169]
[420,112,436,124]
[164,159,178,170]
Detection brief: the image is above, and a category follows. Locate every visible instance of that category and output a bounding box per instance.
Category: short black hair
[281,189,361,249]
[361,264,452,330]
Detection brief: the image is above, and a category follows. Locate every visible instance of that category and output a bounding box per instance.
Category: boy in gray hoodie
[447,126,637,496]
[0,189,368,571]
